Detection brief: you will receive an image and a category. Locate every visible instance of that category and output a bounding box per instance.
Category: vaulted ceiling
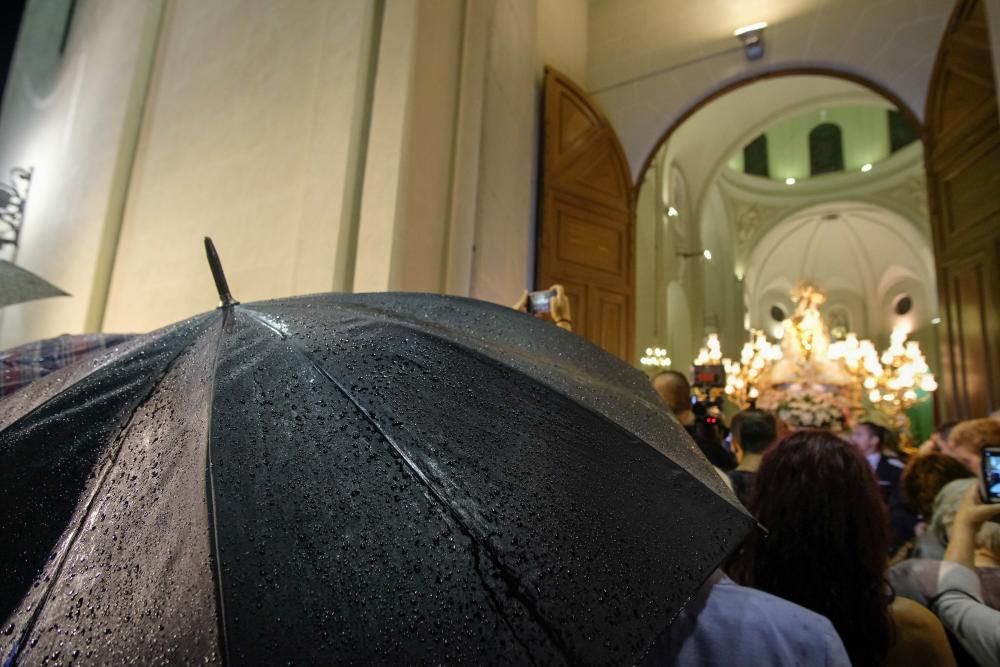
[745,202,936,340]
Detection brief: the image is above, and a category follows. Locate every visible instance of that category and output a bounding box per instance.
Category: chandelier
[694,333,723,365]
[705,285,937,440]
[640,345,672,369]
[723,330,782,406]
[865,327,937,410]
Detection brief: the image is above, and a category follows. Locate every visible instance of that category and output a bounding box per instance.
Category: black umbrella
[0,259,68,308]
[0,239,753,665]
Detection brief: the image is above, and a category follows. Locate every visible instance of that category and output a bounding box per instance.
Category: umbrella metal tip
[204,237,239,308]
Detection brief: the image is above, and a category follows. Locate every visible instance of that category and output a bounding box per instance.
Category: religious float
[684,284,937,448]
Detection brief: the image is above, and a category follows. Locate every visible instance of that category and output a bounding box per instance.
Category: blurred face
[850,425,880,456]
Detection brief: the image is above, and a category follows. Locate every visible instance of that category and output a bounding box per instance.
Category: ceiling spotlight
[785,177,796,185]
[703,249,713,260]
[734,22,767,60]
[931,317,942,325]
[667,206,679,217]
[861,163,873,173]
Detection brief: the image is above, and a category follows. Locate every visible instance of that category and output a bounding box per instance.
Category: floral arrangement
[757,384,854,431]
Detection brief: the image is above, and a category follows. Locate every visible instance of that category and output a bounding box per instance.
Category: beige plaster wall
[469,0,538,304]
[104,0,380,332]
[354,0,538,307]
[0,0,163,346]
[633,153,708,370]
[2,0,543,340]
[700,183,742,357]
[354,0,465,294]
[536,0,588,86]
[633,168,659,363]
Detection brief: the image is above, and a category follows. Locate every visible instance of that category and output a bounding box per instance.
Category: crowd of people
[648,370,1000,667]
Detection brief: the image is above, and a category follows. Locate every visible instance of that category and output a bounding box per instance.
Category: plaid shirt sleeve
[0,333,135,398]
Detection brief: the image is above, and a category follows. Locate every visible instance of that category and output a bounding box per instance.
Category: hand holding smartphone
[526,289,557,314]
[981,446,1000,504]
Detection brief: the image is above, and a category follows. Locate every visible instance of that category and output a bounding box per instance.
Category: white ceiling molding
[717,142,927,269]
[588,0,953,177]
[646,75,883,225]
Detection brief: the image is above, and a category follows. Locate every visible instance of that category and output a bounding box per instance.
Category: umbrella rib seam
[244,299,737,507]
[205,309,232,666]
[5,315,220,663]
[238,308,572,663]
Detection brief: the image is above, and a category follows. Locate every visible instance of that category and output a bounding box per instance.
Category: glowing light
[931,317,942,325]
[785,177,796,185]
[860,163,873,173]
[640,345,672,369]
[703,249,712,260]
[734,21,768,36]
[694,334,724,365]
[667,206,679,217]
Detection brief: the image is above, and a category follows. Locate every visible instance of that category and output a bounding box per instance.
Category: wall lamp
[677,249,712,260]
[734,22,767,61]
[0,167,33,249]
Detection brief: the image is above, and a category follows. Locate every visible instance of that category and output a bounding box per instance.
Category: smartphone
[982,446,1000,504]
[527,289,556,314]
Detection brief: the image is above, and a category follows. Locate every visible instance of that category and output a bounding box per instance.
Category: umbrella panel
[4,319,222,664]
[210,307,746,664]
[210,311,554,664]
[0,315,214,629]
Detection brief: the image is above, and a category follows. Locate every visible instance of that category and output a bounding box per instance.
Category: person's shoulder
[714,576,835,631]
[711,579,851,663]
[887,597,955,667]
[878,455,905,480]
[885,456,905,469]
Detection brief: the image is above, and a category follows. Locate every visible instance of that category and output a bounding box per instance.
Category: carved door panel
[538,68,635,361]
[926,0,1000,417]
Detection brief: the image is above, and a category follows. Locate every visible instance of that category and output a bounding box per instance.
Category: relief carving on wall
[877,175,929,222]
[735,202,786,251]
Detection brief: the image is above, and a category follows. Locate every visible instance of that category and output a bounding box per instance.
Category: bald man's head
[652,371,692,415]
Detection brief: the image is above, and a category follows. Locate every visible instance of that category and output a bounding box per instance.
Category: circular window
[770,305,786,322]
[893,294,913,316]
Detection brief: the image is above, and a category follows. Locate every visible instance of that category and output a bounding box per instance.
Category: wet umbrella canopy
[0,240,754,665]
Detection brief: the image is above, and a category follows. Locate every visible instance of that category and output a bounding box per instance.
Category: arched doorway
[631,72,930,374]
[537,0,999,420]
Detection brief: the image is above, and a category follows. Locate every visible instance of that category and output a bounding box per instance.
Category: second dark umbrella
[0,259,68,308]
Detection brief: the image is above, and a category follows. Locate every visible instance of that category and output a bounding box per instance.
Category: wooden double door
[926,0,1000,418]
[537,69,634,362]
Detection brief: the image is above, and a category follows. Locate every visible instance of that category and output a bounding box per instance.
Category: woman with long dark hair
[729,430,954,667]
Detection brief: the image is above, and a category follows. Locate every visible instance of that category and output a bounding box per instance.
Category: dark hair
[731,410,777,455]
[900,453,974,517]
[858,421,901,456]
[729,430,891,667]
